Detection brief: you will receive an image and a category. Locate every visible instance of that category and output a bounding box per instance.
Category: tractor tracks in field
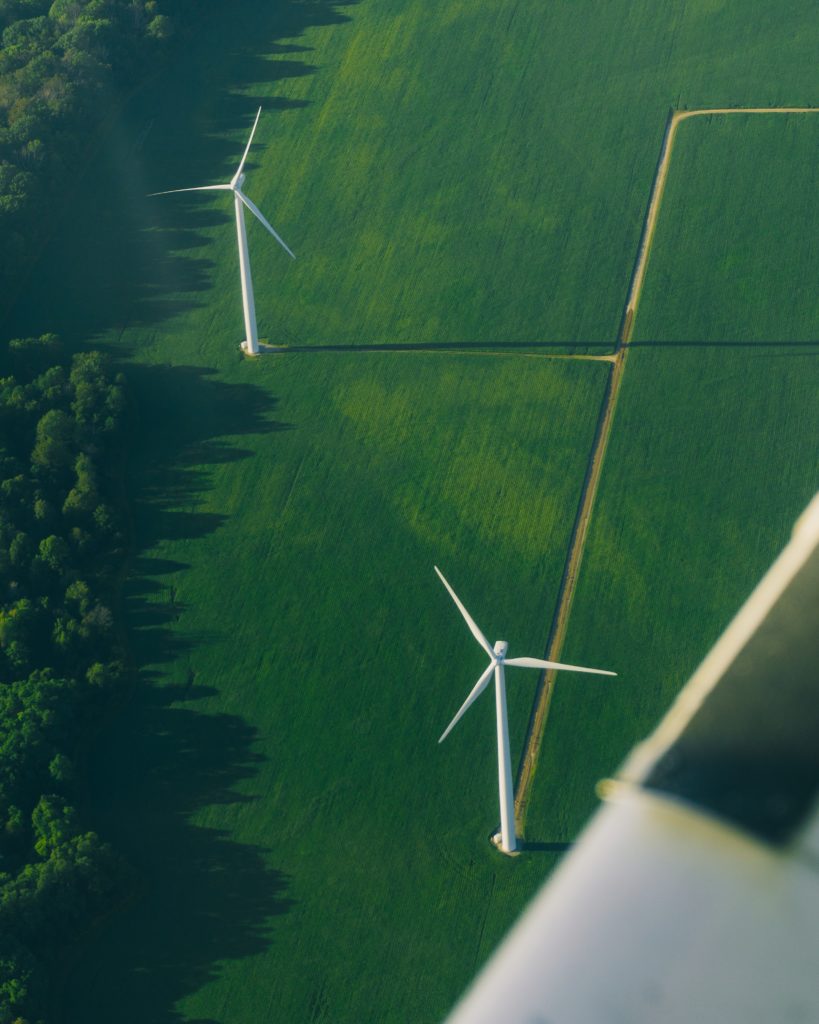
[513,104,819,833]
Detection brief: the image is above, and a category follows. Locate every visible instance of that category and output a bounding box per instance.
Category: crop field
[525,114,819,842]
[57,352,608,1022]
[1,1,817,1023]
[11,0,818,357]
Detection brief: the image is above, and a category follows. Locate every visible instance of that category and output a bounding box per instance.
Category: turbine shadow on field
[519,840,573,853]
[626,339,819,349]
[270,340,616,352]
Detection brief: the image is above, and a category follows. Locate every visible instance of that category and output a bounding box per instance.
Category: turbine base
[490,830,520,857]
[240,339,289,356]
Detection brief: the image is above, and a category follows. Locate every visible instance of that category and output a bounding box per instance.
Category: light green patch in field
[524,115,819,845]
[65,353,607,1023]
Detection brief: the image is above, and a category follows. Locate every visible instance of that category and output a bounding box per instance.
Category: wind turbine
[149,107,294,356]
[435,566,616,854]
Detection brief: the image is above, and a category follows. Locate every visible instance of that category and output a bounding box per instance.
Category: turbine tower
[149,107,295,356]
[435,566,616,854]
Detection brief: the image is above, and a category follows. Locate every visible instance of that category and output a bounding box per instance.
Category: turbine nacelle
[148,106,296,260]
[493,640,509,661]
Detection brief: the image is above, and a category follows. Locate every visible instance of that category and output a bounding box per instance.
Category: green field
[525,115,819,842]
[61,352,608,1022]
[11,0,819,355]
[1,1,818,1022]
[639,115,819,345]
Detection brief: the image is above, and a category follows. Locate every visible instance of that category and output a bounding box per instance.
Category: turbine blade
[236,190,296,259]
[505,656,616,676]
[434,566,494,659]
[232,106,262,184]
[147,184,231,197]
[439,664,495,744]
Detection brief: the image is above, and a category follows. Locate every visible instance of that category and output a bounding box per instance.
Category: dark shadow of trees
[122,361,294,671]
[0,1,361,1021]
[74,685,294,1024]
[58,360,295,1023]
[3,0,360,348]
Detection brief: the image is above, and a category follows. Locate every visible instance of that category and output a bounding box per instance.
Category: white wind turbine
[435,566,616,854]
[149,107,294,356]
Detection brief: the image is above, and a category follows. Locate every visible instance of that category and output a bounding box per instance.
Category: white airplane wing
[445,492,819,1024]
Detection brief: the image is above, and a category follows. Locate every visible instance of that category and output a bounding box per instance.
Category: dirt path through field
[513,105,819,834]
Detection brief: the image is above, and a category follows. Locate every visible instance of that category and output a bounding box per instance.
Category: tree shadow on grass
[75,684,294,1024]
[2,0,360,348]
[0,3,359,1021]
[121,361,293,673]
[62,361,295,1024]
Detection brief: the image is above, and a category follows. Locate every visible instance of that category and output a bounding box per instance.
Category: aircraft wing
[445,492,819,1024]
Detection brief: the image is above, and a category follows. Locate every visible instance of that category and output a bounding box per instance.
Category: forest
[0,0,210,305]
[0,335,127,1023]
[0,2,217,1021]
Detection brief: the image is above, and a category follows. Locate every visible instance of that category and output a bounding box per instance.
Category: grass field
[59,352,608,1023]
[637,114,819,345]
[9,0,819,355]
[525,114,819,842]
[1,1,817,1022]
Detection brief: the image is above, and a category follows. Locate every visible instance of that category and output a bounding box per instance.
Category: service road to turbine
[513,105,819,836]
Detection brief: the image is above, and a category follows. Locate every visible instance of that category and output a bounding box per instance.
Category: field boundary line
[514,104,819,834]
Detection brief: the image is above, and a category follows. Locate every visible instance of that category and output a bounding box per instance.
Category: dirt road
[514,105,819,833]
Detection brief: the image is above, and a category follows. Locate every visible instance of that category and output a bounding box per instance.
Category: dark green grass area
[524,117,819,843]
[63,353,608,1023]
[6,1,819,353]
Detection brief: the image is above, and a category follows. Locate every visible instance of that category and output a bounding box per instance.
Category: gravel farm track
[513,105,819,833]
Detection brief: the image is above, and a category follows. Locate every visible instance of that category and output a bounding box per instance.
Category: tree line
[0,2,228,1020]
[0,0,213,306]
[0,334,129,1024]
